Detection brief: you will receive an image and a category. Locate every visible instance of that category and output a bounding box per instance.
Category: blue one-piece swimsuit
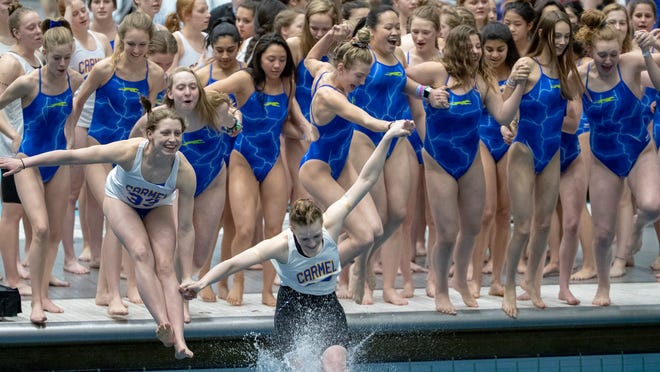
[296,56,328,122]
[20,70,73,183]
[349,52,409,157]
[513,60,567,174]
[424,77,482,179]
[559,131,580,174]
[479,79,509,163]
[89,63,149,144]
[654,90,660,149]
[180,125,226,197]
[300,73,354,180]
[234,86,289,182]
[582,64,649,178]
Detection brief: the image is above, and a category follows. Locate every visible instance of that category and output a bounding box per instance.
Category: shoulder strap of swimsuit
[585,62,591,89]
[534,57,544,75]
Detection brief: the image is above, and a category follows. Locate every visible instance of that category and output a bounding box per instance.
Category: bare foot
[542,262,559,277]
[502,287,518,318]
[156,323,174,347]
[16,282,32,296]
[650,256,660,271]
[400,281,414,298]
[78,247,92,262]
[48,276,70,287]
[335,283,352,299]
[517,291,530,301]
[592,286,611,306]
[488,282,504,297]
[126,285,143,305]
[610,257,627,278]
[42,298,64,313]
[434,293,456,315]
[383,288,408,305]
[199,286,217,302]
[571,266,597,281]
[217,280,229,300]
[88,259,100,269]
[108,298,129,316]
[184,300,191,324]
[361,286,374,305]
[558,288,580,305]
[482,260,493,274]
[175,346,194,359]
[64,260,90,275]
[425,280,435,298]
[410,261,428,273]
[262,291,276,307]
[30,303,47,325]
[226,284,244,306]
[350,266,365,304]
[468,280,481,299]
[17,262,30,280]
[452,279,478,308]
[525,286,546,309]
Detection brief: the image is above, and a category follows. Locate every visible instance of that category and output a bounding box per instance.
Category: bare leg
[489,154,510,297]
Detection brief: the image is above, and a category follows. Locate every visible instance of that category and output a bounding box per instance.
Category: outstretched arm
[0,138,139,176]
[179,232,290,299]
[322,120,414,241]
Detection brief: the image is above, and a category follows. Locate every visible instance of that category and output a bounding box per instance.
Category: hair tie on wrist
[19,158,25,170]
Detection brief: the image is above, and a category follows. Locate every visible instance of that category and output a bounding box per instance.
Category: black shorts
[1,169,21,204]
[273,285,349,356]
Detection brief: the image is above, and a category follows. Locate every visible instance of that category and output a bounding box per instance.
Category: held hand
[331,23,352,43]
[179,281,202,300]
[0,157,24,176]
[634,30,655,53]
[301,122,319,142]
[384,119,414,139]
[428,86,449,109]
[500,124,515,145]
[511,60,532,84]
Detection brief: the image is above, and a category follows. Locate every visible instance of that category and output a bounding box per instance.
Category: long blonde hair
[112,12,154,68]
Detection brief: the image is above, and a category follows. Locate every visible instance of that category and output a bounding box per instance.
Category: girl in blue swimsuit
[576,11,660,305]
[408,25,530,315]
[501,11,583,318]
[206,33,309,307]
[0,19,84,325]
[68,12,166,317]
[131,67,240,321]
[300,26,413,303]
[472,21,519,299]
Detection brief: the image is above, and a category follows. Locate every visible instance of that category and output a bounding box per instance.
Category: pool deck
[2,226,660,370]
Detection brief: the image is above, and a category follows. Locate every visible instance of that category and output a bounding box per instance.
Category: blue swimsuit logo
[551,84,561,89]
[119,87,140,94]
[385,71,403,77]
[451,99,472,106]
[593,96,617,105]
[47,101,68,109]
[182,139,205,146]
[264,101,280,107]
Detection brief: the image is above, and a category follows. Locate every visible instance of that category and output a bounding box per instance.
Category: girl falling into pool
[1,100,195,359]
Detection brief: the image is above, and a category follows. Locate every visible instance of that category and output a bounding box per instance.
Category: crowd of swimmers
[1,0,660,366]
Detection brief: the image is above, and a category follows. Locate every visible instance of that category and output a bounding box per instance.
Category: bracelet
[19,158,25,170]
[224,116,242,134]
[416,85,425,99]
[387,121,393,130]
[506,78,517,87]
[643,50,652,58]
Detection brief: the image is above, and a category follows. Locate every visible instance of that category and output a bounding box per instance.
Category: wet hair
[246,32,296,90]
[140,95,187,134]
[301,0,341,56]
[527,10,582,99]
[112,12,154,68]
[342,0,369,21]
[628,0,657,22]
[88,0,117,8]
[245,0,288,59]
[164,67,231,132]
[274,8,304,37]
[503,0,535,30]
[480,21,519,69]
[333,27,373,69]
[289,198,323,228]
[365,5,398,30]
[603,3,633,53]
[575,9,619,52]
[149,29,178,55]
[8,4,37,40]
[206,18,242,49]
[442,25,486,89]
[40,17,74,51]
